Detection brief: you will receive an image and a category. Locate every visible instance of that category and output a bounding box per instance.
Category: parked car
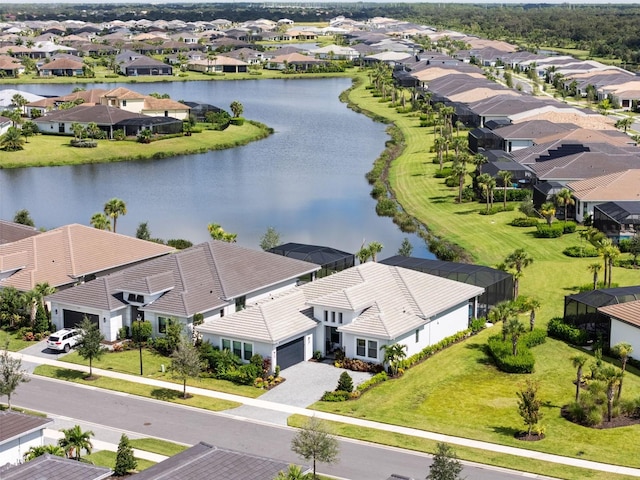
[47,328,80,352]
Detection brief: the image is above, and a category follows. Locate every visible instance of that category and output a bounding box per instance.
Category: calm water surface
[0,79,432,258]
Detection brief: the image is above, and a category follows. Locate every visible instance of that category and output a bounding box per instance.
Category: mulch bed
[515,432,545,441]
[561,405,640,429]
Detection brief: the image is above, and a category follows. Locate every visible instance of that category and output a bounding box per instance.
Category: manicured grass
[0,330,33,351]
[60,348,264,398]
[34,365,242,411]
[0,122,270,168]
[288,415,637,480]
[84,450,155,472]
[129,438,188,457]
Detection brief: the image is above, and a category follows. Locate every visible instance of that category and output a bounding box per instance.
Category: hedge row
[547,317,589,345]
[487,335,535,373]
[478,205,515,216]
[535,223,564,238]
[356,371,389,393]
[563,245,599,258]
[510,217,540,227]
[401,329,472,369]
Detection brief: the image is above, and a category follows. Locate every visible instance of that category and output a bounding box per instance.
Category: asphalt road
[16,376,553,480]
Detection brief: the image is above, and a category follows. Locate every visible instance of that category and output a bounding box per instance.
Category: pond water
[0,78,433,258]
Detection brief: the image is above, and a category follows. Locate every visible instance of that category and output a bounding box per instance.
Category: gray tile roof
[131,442,303,480]
[0,220,40,245]
[0,454,112,480]
[35,104,147,125]
[0,410,52,445]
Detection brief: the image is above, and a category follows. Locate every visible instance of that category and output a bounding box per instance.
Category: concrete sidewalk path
[15,351,640,478]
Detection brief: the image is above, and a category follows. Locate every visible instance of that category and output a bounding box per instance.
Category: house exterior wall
[143,108,189,120]
[49,301,125,341]
[0,429,45,466]
[507,139,534,152]
[610,319,640,356]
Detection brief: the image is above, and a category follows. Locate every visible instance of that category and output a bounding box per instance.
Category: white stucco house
[0,410,52,467]
[599,300,640,355]
[46,241,320,343]
[197,261,484,370]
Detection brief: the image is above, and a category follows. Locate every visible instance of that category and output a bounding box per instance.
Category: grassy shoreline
[0,121,271,168]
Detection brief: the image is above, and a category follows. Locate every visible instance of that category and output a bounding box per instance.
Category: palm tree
[450,136,467,159]
[433,136,445,171]
[34,282,55,313]
[497,170,512,210]
[367,241,383,262]
[605,244,620,288]
[477,173,494,212]
[587,262,602,290]
[380,343,407,376]
[24,444,65,462]
[506,318,526,355]
[571,354,588,402]
[230,100,244,118]
[90,212,111,231]
[1,127,25,151]
[612,342,633,400]
[207,223,237,243]
[522,297,541,331]
[22,290,39,328]
[540,201,556,226]
[601,366,623,422]
[488,301,517,341]
[275,465,310,480]
[451,161,467,204]
[356,245,370,264]
[615,117,633,133]
[503,249,534,298]
[103,197,127,233]
[471,153,488,176]
[58,425,94,461]
[555,188,575,221]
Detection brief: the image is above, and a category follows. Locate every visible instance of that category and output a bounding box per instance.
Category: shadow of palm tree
[151,388,181,401]
[54,369,85,381]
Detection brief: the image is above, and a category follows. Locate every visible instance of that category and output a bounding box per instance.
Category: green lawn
[0,122,270,168]
[60,348,264,398]
[302,72,640,472]
[34,365,243,411]
[0,330,33,351]
[129,438,188,457]
[84,450,155,472]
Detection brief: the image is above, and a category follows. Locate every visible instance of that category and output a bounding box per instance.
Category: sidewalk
[15,351,640,478]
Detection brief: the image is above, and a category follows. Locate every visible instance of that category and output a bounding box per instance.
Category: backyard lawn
[0,330,33,351]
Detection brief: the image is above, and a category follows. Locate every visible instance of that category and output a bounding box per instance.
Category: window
[235,296,246,312]
[338,312,343,324]
[324,310,328,322]
[367,340,378,359]
[233,341,242,358]
[356,339,365,357]
[222,339,231,351]
[415,329,420,343]
[122,100,127,107]
[244,343,253,360]
[331,311,336,323]
[220,308,224,317]
[158,316,167,334]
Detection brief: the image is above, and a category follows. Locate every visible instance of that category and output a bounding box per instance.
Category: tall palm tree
[522,297,541,331]
[33,282,55,313]
[103,197,127,233]
[450,136,467,159]
[497,170,513,210]
[58,425,94,461]
[555,188,575,221]
[587,262,602,290]
[601,366,623,422]
[22,290,38,328]
[451,161,467,204]
[503,249,534,298]
[367,241,383,262]
[477,173,493,212]
[571,354,588,402]
[356,245,370,264]
[506,318,526,355]
[434,136,446,171]
[612,342,633,400]
[380,343,407,376]
[540,201,556,226]
[90,212,111,231]
[471,153,488,176]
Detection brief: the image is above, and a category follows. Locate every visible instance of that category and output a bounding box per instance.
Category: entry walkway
[13,351,640,478]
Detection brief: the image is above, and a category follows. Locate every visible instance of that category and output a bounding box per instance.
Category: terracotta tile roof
[102,87,146,100]
[142,97,189,111]
[599,300,640,328]
[0,220,40,245]
[56,88,109,105]
[567,169,640,201]
[0,410,52,445]
[0,224,173,291]
[39,57,84,70]
[0,54,22,69]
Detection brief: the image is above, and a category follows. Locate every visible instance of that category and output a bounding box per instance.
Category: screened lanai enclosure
[268,243,355,278]
[564,286,640,341]
[380,256,514,317]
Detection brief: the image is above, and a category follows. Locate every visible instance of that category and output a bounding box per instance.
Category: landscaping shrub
[534,223,564,238]
[547,317,589,345]
[321,390,351,402]
[356,372,388,393]
[403,329,471,368]
[434,167,452,179]
[522,328,547,348]
[70,139,97,148]
[376,198,397,217]
[118,326,129,341]
[563,245,599,258]
[392,212,417,233]
[562,221,577,234]
[478,205,515,215]
[336,371,354,392]
[470,318,486,333]
[338,357,384,373]
[510,217,540,227]
[229,117,245,126]
[444,177,456,188]
[486,335,535,373]
[493,189,532,202]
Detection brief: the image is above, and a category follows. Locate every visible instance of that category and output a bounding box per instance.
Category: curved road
[16,376,550,480]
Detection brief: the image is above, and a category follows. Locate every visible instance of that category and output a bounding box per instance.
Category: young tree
[21,120,38,143]
[13,209,35,227]
[230,100,244,118]
[380,343,407,376]
[131,320,152,375]
[104,197,127,233]
[516,379,543,437]
[501,249,534,298]
[601,366,623,422]
[571,354,588,402]
[0,341,30,409]
[397,237,413,257]
[170,336,203,399]
[207,223,237,242]
[76,316,105,378]
[612,342,633,400]
[427,442,463,480]
[58,425,94,461]
[291,417,339,480]
[90,212,111,231]
[540,201,556,226]
[336,371,353,393]
[136,221,151,241]
[113,433,137,476]
[259,226,281,251]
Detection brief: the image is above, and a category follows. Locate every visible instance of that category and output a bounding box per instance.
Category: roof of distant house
[0,220,40,245]
[0,410,52,445]
[599,300,640,328]
[0,454,112,480]
[567,169,640,201]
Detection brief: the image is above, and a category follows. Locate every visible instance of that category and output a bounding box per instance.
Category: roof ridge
[173,253,191,317]
[206,242,228,300]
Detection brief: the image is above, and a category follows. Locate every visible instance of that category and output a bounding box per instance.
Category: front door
[324,326,341,356]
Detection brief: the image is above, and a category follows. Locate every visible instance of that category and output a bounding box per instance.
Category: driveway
[18,340,71,372]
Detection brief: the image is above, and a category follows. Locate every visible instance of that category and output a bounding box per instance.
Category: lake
[0,78,433,258]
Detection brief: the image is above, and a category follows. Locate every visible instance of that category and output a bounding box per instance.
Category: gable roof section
[0,454,112,480]
[599,300,640,328]
[0,410,52,445]
[0,224,173,291]
[0,220,40,245]
[35,104,148,125]
[567,170,640,201]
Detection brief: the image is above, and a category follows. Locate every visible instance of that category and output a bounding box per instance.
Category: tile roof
[0,410,52,445]
[142,97,189,111]
[0,224,173,291]
[0,220,40,245]
[102,87,147,100]
[1,454,112,480]
[34,104,148,125]
[492,120,577,141]
[599,300,640,328]
[48,241,320,318]
[131,442,302,480]
[567,169,640,201]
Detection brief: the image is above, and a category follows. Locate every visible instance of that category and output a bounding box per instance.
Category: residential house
[599,300,640,357]
[0,89,45,111]
[37,57,84,77]
[593,201,640,243]
[266,52,326,71]
[0,223,173,292]
[310,44,360,61]
[198,261,483,370]
[0,55,24,77]
[0,220,39,245]
[46,240,320,342]
[116,50,172,76]
[100,87,190,120]
[0,411,52,467]
[130,442,308,480]
[0,115,10,135]
[187,55,249,74]
[0,454,112,480]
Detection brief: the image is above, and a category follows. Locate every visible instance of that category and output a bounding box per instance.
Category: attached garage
[276,337,304,370]
[63,310,99,329]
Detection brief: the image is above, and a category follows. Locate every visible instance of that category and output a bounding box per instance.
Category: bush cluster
[229,117,245,126]
[335,357,384,373]
[376,198,397,217]
[478,205,515,215]
[434,167,453,179]
[402,329,471,369]
[487,335,535,373]
[535,223,564,238]
[547,317,589,345]
[492,189,532,202]
[510,217,540,227]
[563,245,599,258]
[356,371,389,393]
[70,139,97,148]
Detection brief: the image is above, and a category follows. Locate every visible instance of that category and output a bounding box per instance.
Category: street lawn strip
[0,122,270,169]
[128,438,188,457]
[33,365,242,411]
[287,415,635,480]
[84,450,155,472]
[60,349,264,398]
[0,329,33,351]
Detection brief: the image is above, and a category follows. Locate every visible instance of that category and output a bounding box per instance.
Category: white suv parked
[47,328,80,353]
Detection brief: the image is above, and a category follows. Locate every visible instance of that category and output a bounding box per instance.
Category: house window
[331,312,336,323]
[164,111,169,117]
[356,339,366,357]
[220,308,224,317]
[367,340,378,359]
[415,329,420,343]
[221,338,253,360]
[158,316,167,334]
[324,310,328,322]
[244,343,253,360]
[338,312,343,324]
[235,296,246,312]
[233,341,242,358]
[222,339,231,351]
[122,100,127,107]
